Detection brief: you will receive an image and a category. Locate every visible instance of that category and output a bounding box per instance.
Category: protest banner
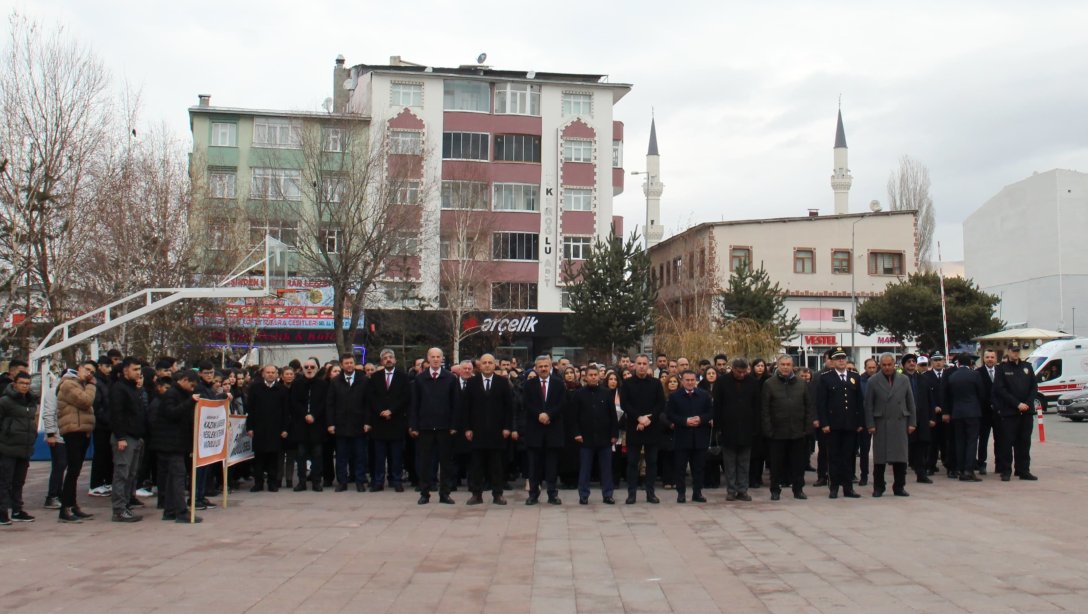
[190,399,229,522]
[227,415,254,466]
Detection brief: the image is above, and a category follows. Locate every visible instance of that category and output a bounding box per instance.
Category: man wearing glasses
[290,358,326,491]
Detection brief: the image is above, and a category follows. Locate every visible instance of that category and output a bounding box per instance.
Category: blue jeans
[371,439,404,487]
[335,435,368,485]
[578,446,614,500]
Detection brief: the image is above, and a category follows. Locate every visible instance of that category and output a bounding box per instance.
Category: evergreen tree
[716,266,800,343]
[562,228,656,356]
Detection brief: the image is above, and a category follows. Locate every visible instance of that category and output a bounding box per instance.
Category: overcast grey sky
[8,0,1088,261]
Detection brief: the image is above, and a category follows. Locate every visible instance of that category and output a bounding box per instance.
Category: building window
[208,171,236,198]
[252,118,301,149]
[492,282,538,310]
[384,281,420,303]
[699,248,706,277]
[563,188,592,211]
[390,130,423,155]
[492,232,539,261]
[494,83,540,116]
[730,247,751,272]
[442,132,489,160]
[794,249,815,274]
[211,122,237,147]
[492,183,539,212]
[443,80,489,112]
[441,181,488,210]
[391,82,423,107]
[563,236,592,260]
[320,228,341,253]
[206,218,229,251]
[391,232,419,256]
[563,139,592,163]
[494,134,541,163]
[612,141,622,168]
[394,181,420,205]
[439,284,476,309]
[320,177,343,203]
[562,92,593,117]
[249,219,298,247]
[869,251,904,275]
[832,250,851,274]
[250,168,301,201]
[322,128,343,152]
[440,237,474,260]
[832,308,846,322]
[672,256,682,282]
[561,290,572,309]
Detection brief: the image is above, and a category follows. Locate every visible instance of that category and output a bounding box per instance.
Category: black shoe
[199,497,216,509]
[770,491,781,501]
[58,508,82,523]
[603,497,615,504]
[917,476,933,484]
[814,478,828,487]
[926,468,936,476]
[394,484,405,493]
[467,494,483,505]
[417,494,430,505]
[829,490,839,499]
[335,483,348,492]
[749,480,765,489]
[112,510,142,523]
[312,483,323,492]
[625,494,636,505]
[72,507,94,519]
[1001,473,1012,482]
[439,495,455,504]
[947,471,960,479]
[128,497,145,508]
[250,485,264,493]
[369,484,385,492]
[162,512,177,521]
[493,495,508,505]
[978,465,988,475]
[323,480,334,488]
[692,495,707,503]
[267,486,279,493]
[677,494,687,504]
[176,515,203,524]
[960,472,983,482]
[11,510,34,522]
[843,490,861,499]
[793,490,807,500]
[1018,473,1038,481]
[872,488,885,498]
[190,499,208,511]
[293,483,307,492]
[893,489,910,497]
[647,494,660,504]
[44,496,61,510]
[355,483,366,492]
[579,497,588,505]
[547,496,562,505]
[859,476,868,486]
[526,496,539,506]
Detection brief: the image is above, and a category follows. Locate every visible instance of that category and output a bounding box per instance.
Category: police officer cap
[1007,345,1021,353]
[930,350,945,360]
[830,346,848,359]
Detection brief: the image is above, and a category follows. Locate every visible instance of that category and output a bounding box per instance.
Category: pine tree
[716,266,800,343]
[562,228,656,357]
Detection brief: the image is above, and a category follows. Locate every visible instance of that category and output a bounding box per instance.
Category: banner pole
[222,413,230,509]
[190,402,199,525]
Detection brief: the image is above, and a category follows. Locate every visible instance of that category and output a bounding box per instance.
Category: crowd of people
[0,342,1039,525]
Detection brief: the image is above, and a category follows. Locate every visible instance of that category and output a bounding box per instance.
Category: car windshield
[1030,356,1048,371]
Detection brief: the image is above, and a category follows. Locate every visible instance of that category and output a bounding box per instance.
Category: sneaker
[112,510,143,523]
[43,496,61,509]
[0,512,11,526]
[88,485,110,497]
[136,487,154,498]
[198,497,217,509]
[128,497,145,508]
[58,508,82,523]
[190,499,208,511]
[10,510,34,522]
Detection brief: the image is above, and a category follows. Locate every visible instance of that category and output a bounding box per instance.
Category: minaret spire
[831,103,852,214]
[644,113,664,247]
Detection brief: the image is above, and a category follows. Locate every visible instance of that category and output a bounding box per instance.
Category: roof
[188,105,370,122]
[647,117,659,156]
[353,63,615,84]
[834,109,847,149]
[974,328,1074,342]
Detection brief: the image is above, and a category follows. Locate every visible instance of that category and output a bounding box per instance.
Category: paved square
[2,436,1086,613]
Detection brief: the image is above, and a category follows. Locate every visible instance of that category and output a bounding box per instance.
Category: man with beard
[290,358,326,492]
[327,353,370,492]
[366,349,410,493]
[864,353,916,497]
[518,355,566,505]
[976,350,999,475]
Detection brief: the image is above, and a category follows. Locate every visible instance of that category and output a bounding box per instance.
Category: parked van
[1027,338,1088,411]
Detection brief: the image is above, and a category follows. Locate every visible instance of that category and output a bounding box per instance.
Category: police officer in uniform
[920,351,956,477]
[992,345,1038,481]
[946,353,984,482]
[814,347,864,498]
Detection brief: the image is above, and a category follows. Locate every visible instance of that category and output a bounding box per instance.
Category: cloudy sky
[8,0,1087,261]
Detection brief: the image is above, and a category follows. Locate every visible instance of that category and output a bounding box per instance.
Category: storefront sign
[804,335,837,346]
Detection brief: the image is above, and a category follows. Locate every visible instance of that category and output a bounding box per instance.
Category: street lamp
[850,200,883,360]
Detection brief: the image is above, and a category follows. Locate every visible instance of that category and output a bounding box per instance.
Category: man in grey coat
[863,353,917,497]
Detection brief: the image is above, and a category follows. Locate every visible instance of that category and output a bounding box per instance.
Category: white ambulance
[1026,338,1088,411]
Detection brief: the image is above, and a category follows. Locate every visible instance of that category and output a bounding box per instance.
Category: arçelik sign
[479,316,540,333]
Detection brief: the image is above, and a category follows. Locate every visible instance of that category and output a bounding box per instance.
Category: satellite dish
[477,53,487,64]
[322,98,333,112]
[869,199,882,212]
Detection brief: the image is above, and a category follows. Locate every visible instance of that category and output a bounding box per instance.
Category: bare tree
[887,155,936,268]
[0,13,112,354]
[438,203,497,364]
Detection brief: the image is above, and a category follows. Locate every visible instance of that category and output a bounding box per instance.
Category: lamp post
[850,201,882,360]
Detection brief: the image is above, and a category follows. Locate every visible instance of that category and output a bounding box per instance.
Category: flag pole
[937,242,950,357]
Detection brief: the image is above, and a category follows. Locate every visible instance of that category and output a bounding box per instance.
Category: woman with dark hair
[698,365,719,395]
[604,370,625,486]
[748,358,770,488]
[751,358,769,381]
[318,363,341,487]
[563,366,580,391]
[659,375,680,490]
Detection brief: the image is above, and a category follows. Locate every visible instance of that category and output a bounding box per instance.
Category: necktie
[346,376,353,386]
[841,373,846,383]
[988,368,994,381]
[485,378,490,392]
[386,372,392,389]
[541,379,547,399]
[432,370,438,380]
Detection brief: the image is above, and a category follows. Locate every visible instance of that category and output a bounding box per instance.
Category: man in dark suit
[366,348,410,493]
[903,354,933,483]
[518,355,566,505]
[289,358,326,492]
[619,354,665,504]
[462,353,515,505]
[570,365,618,505]
[921,351,956,476]
[668,370,714,503]
[976,349,998,475]
[815,347,864,499]
[326,353,369,492]
[947,353,985,482]
[245,365,290,492]
[409,347,460,504]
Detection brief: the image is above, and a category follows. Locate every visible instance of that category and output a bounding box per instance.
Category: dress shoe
[58,507,83,523]
[72,507,94,519]
[725,493,737,502]
[1018,473,1038,481]
[872,488,885,498]
[677,494,687,504]
[978,465,988,475]
[959,473,982,482]
[250,485,264,493]
[916,476,933,484]
[926,468,936,476]
[579,497,588,505]
[312,483,323,492]
[547,496,562,505]
[394,484,404,493]
[770,491,781,501]
[947,470,960,479]
[843,490,861,499]
[625,493,636,505]
[267,486,279,493]
[176,516,203,524]
[829,490,839,499]
[493,495,508,505]
[1000,473,1012,482]
[858,476,868,486]
[525,496,539,506]
[893,489,910,497]
[417,494,430,505]
[692,495,707,503]
[439,495,455,504]
[355,483,366,492]
[736,492,752,502]
[646,494,660,504]
[466,494,483,505]
[335,483,348,492]
[792,490,807,500]
[603,497,615,504]
[813,478,828,487]
[369,484,385,492]
[293,483,307,492]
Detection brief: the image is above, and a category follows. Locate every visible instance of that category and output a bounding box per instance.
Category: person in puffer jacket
[55,361,98,523]
[0,373,40,524]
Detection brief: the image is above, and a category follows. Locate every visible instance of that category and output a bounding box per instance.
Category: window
[493,183,539,211]
[252,118,301,148]
[390,130,422,155]
[395,181,420,205]
[730,247,751,272]
[562,92,593,117]
[206,218,229,251]
[564,188,592,211]
[320,228,341,253]
[390,82,423,107]
[211,122,237,147]
[832,250,851,274]
[443,80,489,112]
[492,282,538,310]
[249,219,298,247]
[250,168,301,201]
[561,290,572,309]
[563,236,592,260]
[492,232,539,261]
[442,132,489,160]
[321,177,343,203]
[612,141,623,168]
[440,237,473,260]
[832,308,846,322]
[441,181,489,210]
[494,134,541,163]
[563,139,592,163]
[494,83,540,116]
[208,171,236,198]
[699,248,706,277]
[391,232,419,256]
[322,128,343,152]
[439,284,477,309]
[384,282,420,303]
[794,249,815,274]
[869,252,904,275]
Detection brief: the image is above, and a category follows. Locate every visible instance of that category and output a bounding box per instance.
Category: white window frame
[249,219,299,247]
[561,92,593,117]
[321,177,343,203]
[443,80,490,112]
[390,82,423,107]
[563,139,593,163]
[563,188,592,211]
[441,181,489,210]
[395,181,421,205]
[323,127,344,152]
[390,130,423,155]
[612,140,623,168]
[211,122,237,147]
[494,83,540,116]
[321,228,341,254]
[250,168,301,201]
[208,171,236,198]
[563,236,592,260]
[252,118,301,149]
[492,183,539,212]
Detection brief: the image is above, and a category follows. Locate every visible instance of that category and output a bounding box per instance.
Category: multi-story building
[963,168,1087,334]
